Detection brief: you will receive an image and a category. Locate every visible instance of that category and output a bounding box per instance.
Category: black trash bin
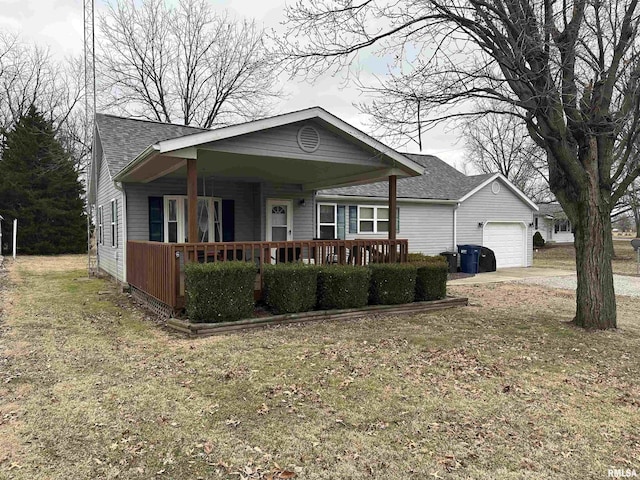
[457,244,482,274]
[478,247,497,273]
[440,251,459,273]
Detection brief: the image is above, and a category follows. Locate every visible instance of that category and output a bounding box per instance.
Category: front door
[266,199,293,241]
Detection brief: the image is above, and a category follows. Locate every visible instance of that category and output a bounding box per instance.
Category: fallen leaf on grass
[275,471,296,479]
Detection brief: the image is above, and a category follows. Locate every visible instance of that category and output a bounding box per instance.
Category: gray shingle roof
[537,203,566,217]
[95,113,208,176]
[319,154,493,201]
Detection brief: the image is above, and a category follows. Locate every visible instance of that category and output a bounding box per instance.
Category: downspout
[113,181,127,284]
[453,202,460,250]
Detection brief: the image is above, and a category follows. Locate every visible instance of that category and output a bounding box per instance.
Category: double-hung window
[358,206,389,234]
[97,206,104,245]
[317,203,337,239]
[110,199,118,247]
[555,219,571,233]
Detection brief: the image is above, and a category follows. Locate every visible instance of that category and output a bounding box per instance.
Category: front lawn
[1,256,639,479]
[534,239,638,276]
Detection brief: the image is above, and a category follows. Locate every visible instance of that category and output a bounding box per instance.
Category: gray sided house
[88,107,423,312]
[318,155,539,269]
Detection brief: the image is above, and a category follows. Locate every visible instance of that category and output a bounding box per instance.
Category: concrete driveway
[448,267,575,286]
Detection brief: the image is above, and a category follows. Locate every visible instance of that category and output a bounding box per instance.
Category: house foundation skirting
[167,297,469,337]
[130,285,174,319]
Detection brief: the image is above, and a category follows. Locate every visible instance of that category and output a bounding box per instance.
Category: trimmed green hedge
[185,261,256,323]
[317,265,371,310]
[368,263,417,305]
[263,263,318,314]
[415,256,448,301]
[407,252,431,263]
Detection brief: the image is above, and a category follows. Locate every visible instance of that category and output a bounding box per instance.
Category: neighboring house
[88,107,423,313]
[534,203,574,243]
[318,154,539,269]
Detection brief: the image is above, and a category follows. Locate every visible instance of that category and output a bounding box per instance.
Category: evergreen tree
[0,105,86,254]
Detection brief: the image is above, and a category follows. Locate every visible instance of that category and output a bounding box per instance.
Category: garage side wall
[457,180,534,266]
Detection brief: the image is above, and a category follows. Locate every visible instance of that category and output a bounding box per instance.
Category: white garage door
[483,223,525,268]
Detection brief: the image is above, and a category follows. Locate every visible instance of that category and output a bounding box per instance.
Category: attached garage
[317,155,538,268]
[482,222,527,268]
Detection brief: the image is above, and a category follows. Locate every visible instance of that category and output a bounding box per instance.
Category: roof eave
[316,193,460,204]
[113,144,161,182]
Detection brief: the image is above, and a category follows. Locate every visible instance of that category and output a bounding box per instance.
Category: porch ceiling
[120,149,412,190]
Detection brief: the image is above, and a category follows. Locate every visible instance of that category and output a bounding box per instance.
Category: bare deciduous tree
[0,33,88,172]
[98,0,281,128]
[277,0,640,329]
[460,109,550,202]
[624,180,640,236]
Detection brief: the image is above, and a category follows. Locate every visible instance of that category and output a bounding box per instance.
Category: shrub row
[185,261,256,323]
[185,256,448,323]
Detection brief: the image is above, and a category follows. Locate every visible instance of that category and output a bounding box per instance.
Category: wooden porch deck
[127,239,409,313]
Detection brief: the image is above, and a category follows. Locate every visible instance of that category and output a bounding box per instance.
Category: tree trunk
[572,191,617,329]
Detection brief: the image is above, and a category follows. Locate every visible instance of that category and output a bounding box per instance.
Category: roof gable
[458,174,539,210]
[95,114,207,177]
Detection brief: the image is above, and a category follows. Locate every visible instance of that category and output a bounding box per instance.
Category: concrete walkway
[448,267,575,286]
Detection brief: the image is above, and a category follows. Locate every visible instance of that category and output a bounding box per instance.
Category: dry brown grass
[1,255,640,479]
[534,239,639,276]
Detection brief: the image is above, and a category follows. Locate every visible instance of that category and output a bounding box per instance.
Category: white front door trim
[266,198,293,241]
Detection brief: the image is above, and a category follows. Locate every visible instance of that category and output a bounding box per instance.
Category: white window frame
[110,199,117,248]
[555,218,571,233]
[357,205,390,234]
[163,196,222,243]
[97,205,104,245]
[317,203,337,239]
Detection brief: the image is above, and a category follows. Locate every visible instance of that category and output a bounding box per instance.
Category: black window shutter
[349,206,358,233]
[222,199,235,242]
[337,205,346,240]
[148,197,164,242]
[396,207,400,233]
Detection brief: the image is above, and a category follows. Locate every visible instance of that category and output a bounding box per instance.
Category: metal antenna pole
[84,0,97,276]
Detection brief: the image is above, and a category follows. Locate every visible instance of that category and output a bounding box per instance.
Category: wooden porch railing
[127,239,409,313]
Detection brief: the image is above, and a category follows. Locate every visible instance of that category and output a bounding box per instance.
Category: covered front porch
[127,238,409,312]
[115,109,423,313]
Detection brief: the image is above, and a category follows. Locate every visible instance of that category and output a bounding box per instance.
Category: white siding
[457,178,535,266]
[534,217,553,242]
[96,152,125,281]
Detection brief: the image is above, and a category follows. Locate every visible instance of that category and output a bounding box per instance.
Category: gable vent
[297,125,320,153]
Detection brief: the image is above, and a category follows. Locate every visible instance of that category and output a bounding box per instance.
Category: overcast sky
[0,0,467,168]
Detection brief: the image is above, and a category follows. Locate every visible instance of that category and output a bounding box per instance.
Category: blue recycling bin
[457,244,482,274]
